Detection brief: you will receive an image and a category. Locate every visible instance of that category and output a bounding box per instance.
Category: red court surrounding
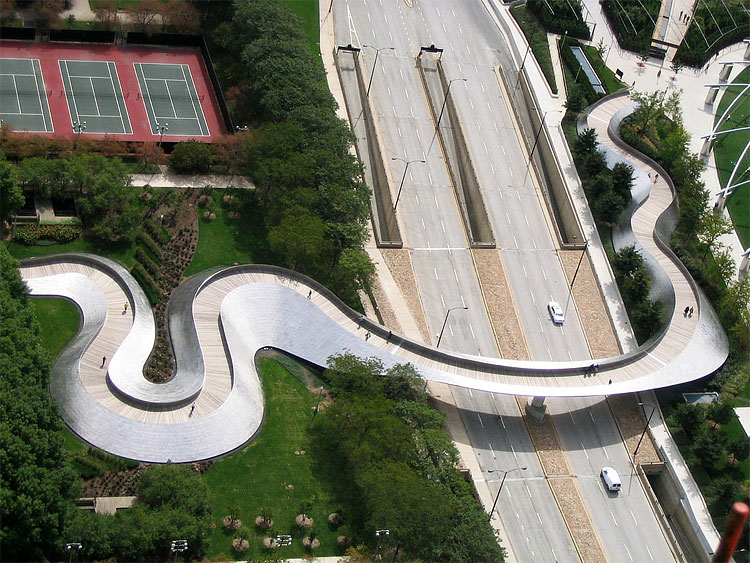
[0,41,228,142]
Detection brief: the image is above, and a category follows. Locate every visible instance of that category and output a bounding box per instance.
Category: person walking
[190,402,196,416]
[307,290,312,299]
[123,302,129,314]
[689,306,694,317]
[684,306,690,317]
[101,355,106,368]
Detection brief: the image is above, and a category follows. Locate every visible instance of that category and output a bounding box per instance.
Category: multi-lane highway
[333,0,675,560]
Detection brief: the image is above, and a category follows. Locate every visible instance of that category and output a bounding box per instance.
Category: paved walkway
[130,167,254,190]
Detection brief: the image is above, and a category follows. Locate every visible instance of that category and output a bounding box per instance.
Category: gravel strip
[559,250,621,358]
[380,248,432,343]
[607,394,660,464]
[472,249,530,360]
[370,276,403,334]
[549,478,608,563]
[515,396,570,476]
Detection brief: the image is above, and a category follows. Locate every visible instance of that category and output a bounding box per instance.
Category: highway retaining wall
[334,48,402,248]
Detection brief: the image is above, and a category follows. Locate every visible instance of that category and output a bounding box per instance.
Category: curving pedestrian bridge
[19,92,728,463]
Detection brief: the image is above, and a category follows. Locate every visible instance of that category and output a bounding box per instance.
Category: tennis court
[59,59,133,135]
[134,62,209,137]
[0,58,53,132]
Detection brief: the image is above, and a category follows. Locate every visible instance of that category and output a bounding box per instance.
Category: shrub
[135,231,162,260]
[13,224,81,245]
[168,140,213,174]
[142,218,167,244]
[134,247,160,279]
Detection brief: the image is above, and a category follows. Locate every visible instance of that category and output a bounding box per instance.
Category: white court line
[134,63,160,135]
[180,64,209,136]
[60,61,81,126]
[31,59,52,132]
[162,79,179,118]
[11,75,21,114]
[0,111,43,116]
[0,72,35,77]
[107,62,128,134]
[89,78,101,116]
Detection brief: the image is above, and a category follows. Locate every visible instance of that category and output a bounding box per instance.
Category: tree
[168,140,213,174]
[674,402,705,439]
[611,161,634,204]
[727,436,749,464]
[32,0,64,31]
[161,0,200,33]
[0,152,23,228]
[708,476,741,514]
[574,127,598,156]
[94,0,119,31]
[0,246,80,562]
[136,141,165,170]
[698,212,733,258]
[694,430,726,474]
[268,210,329,271]
[629,89,681,136]
[382,363,427,403]
[706,399,735,429]
[125,0,162,33]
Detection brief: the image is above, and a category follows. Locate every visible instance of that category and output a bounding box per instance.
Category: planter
[222,516,242,530]
[328,513,343,527]
[295,514,313,528]
[232,538,249,552]
[302,537,320,550]
[255,516,273,530]
[336,536,351,548]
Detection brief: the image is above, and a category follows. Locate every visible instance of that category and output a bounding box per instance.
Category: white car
[601,467,622,492]
[547,301,564,324]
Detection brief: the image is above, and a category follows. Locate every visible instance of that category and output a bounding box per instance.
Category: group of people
[683,306,694,318]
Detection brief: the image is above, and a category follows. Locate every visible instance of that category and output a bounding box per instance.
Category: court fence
[0,26,35,40]
[49,29,116,44]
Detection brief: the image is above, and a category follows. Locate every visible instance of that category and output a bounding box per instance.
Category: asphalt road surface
[333,0,675,560]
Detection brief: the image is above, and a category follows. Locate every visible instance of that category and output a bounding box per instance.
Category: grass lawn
[202,354,342,561]
[280,0,320,56]
[510,5,557,94]
[581,45,625,93]
[714,66,750,248]
[30,297,81,360]
[183,190,262,277]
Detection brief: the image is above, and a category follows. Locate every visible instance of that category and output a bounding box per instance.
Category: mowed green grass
[5,237,138,269]
[510,5,558,94]
[280,0,320,56]
[202,356,341,560]
[714,66,750,248]
[183,191,261,277]
[30,297,81,360]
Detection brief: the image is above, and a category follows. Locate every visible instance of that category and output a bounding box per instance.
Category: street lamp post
[72,121,86,148]
[372,529,390,561]
[309,385,325,426]
[524,110,561,182]
[487,467,527,522]
[564,240,589,316]
[634,403,657,459]
[156,121,169,148]
[273,534,292,562]
[66,542,82,563]
[436,306,468,348]
[169,539,188,562]
[363,45,394,96]
[391,157,425,212]
[435,78,467,132]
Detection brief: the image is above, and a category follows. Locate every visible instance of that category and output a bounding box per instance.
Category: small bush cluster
[142,218,168,244]
[134,247,160,280]
[526,0,590,40]
[135,231,163,260]
[131,262,161,303]
[168,140,213,174]
[13,224,81,245]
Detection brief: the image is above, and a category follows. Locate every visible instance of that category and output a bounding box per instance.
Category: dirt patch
[472,248,529,360]
[607,394,660,463]
[559,250,621,359]
[380,248,431,343]
[549,478,607,563]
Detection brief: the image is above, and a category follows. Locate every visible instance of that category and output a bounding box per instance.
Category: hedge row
[134,247,160,280]
[135,231,162,260]
[13,224,81,245]
[526,0,590,40]
[560,39,604,105]
[130,263,161,305]
[142,218,168,244]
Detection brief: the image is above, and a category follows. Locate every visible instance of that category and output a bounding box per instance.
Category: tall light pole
[524,109,562,183]
[156,121,169,148]
[436,306,468,348]
[72,121,86,148]
[66,542,82,563]
[391,157,425,212]
[363,45,394,96]
[435,78,467,131]
[487,466,527,522]
[564,240,589,316]
[372,529,390,562]
[634,402,657,459]
[169,539,187,562]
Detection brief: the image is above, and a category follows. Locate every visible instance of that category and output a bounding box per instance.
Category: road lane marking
[570,412,576,425]
[483,141,488,153]
[524,213,529,226]
[481,81,485,93]
[440,220,445,233]
[434,267,439,279]
[526,485,532,498]
[477,413,484,428]
[589,410,595,423]
[630,509,638,526]
[582,442,589,459]
[469,324,475,338]
[490,162,495,174]
[624,545,633,561]
[421,218,426,229]
[610,512,618,526]
[440,293,446,309]
[434,195,439,208]
[536,512,543,525]
[489,441,495,458]
[603,445,610,460]
[529,288,535,303]
[522,265,528,278]
[415,194,419,205]
[499,416,505,429]
[646,545,653,561]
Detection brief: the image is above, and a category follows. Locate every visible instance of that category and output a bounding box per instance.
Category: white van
[601,467,622,492]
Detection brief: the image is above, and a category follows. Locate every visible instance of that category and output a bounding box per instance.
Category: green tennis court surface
[134,62,209,136]
[59,59,132,135]
[0,58,53,132]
